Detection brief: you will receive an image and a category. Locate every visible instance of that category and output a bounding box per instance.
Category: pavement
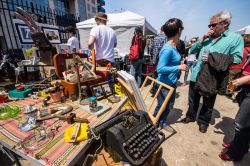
[158,73,250,166]
[1,72,250,166]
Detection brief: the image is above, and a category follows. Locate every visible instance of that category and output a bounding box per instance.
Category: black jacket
[195,52,234,97]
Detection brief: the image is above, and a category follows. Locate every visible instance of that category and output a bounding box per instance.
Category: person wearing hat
[88,12,117,67]
[66,26,80,53]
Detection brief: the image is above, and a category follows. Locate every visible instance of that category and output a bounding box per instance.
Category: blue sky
[105,0,250,40]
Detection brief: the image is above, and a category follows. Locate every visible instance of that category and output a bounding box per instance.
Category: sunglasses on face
[208,21,223,28]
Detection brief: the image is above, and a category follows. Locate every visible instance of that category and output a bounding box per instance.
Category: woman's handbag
[227,55,250,93]
[128,35,140,61]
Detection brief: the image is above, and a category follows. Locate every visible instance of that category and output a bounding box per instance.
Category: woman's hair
[162,18,183,38]
[134,26,143,35]
[243,34,250,47]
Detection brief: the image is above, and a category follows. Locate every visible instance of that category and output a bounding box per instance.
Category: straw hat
[94,12,108,21]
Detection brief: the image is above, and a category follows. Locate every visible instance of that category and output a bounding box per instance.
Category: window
[91,0,95,4]
[87,4,90,11]
[92,6,96,13]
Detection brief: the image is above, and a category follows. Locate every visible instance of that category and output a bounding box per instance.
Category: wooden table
[0,96,127,166]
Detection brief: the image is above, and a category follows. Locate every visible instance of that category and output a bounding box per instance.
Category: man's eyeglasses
[208,21,223,28]
[181,26,184,30]
[190,40,196,43]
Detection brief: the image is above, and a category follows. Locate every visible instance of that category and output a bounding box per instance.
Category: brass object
[55,113,89,124]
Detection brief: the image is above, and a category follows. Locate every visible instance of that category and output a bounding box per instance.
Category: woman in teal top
[153,18,187,129]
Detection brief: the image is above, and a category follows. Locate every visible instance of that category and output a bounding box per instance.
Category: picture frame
[91,85,105,100]
[90,81,113,100]
[102,83,112,97]
[42,27,61,44]
[15,23,33,44]
[117,71,174,125]
[57,44,71,54]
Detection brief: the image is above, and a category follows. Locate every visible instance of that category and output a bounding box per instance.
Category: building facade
[85,0,97,19]
[85,0,106,19]
[0,0,87,52]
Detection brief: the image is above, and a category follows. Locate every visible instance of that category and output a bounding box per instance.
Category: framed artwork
[42,27,61,44]
[15,24,33,44]
[90,81,113,100]
[102,83,112,97]
[91,85,105,100]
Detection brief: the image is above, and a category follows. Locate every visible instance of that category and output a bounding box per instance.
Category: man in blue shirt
[180,11,244,133]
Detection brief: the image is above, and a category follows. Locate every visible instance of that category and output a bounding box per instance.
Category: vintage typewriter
[93,110,165,166]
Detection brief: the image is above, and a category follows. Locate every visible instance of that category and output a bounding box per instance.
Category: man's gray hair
[211,11,232,25]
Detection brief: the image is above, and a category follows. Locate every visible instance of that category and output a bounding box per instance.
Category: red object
[53,53,88,78]
[128,35,140,61]
[240,53,250,85]
[106,63,112,69]
[222,143,230,148]
[230,47,250,69]
[96,70,110,82]
[219,152,232,161]
[16,86,25,91]
[0,95,8,103]
[143,64,155,74]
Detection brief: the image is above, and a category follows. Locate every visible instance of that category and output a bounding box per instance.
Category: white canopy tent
[235,25,250,35]
[76,11,157,56]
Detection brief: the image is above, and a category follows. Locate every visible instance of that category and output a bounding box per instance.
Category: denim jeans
[153,86,176,125]
[130,58,143,86]
[226,86,250,161]
[183,61,196,84]
[186,81,217,126]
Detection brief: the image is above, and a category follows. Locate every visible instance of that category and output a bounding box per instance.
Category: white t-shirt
[90,25,117,62]
[67,36,80,52]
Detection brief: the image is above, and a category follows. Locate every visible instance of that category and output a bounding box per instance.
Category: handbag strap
[242,54,250,71]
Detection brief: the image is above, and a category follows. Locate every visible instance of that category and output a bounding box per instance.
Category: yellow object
[114,84,126,96]
[64,123,89,143]
[25,48,33,59]
[40,90,50,97]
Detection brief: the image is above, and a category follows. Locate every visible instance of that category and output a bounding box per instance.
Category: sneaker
[219,152,233,161]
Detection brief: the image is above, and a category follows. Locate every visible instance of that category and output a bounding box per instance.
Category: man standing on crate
[88,12,117,67]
